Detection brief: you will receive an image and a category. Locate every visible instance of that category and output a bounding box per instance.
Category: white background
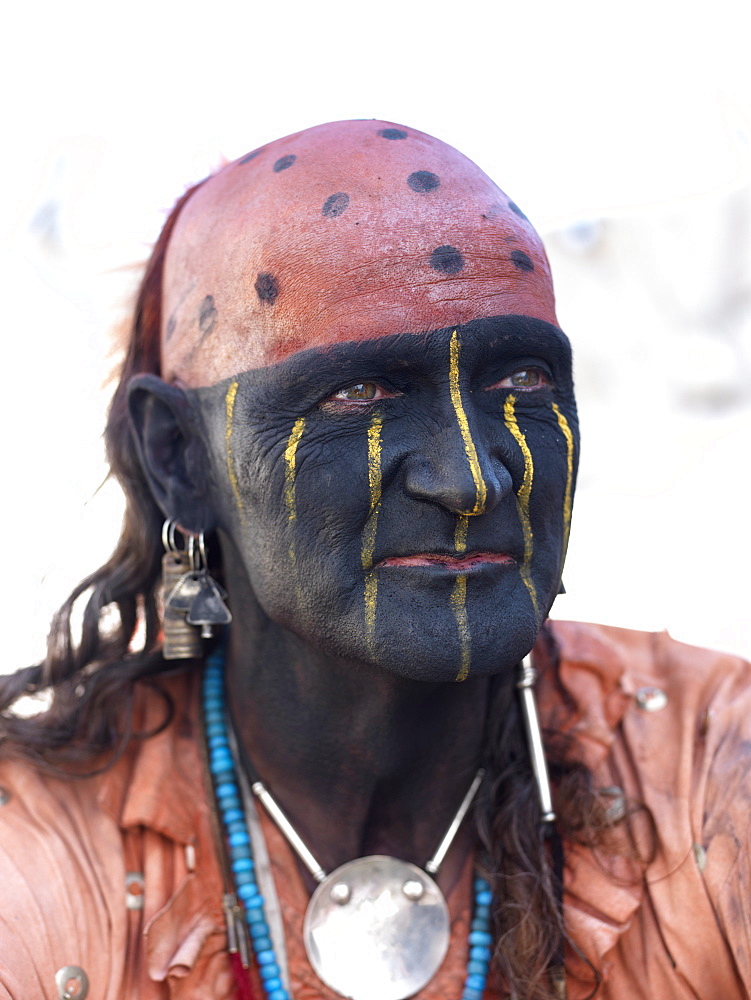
[2,0,750,671]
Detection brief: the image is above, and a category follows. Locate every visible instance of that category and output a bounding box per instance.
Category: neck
[223,596,506,889]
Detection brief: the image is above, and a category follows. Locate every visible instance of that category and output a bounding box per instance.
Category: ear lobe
[127,373,216,534]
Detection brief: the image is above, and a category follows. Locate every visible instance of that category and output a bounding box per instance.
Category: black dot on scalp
[273,154,296,173]
[378,128,408,140]
[239,148,262,165]
[407,170,440,193]
[198,295,218,337]
[510,250,534,272]
[508,201,529,222]
[255,272,279,304]
[429,245,464,275]
[322,192,350,218]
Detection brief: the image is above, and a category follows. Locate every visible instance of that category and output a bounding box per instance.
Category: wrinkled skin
[190,316,576,684]
[128,120,578,883]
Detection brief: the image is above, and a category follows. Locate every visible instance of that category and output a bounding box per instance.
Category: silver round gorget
[303,855,450,1000]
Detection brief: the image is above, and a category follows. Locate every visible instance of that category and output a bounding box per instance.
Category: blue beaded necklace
[202,648,493,1000]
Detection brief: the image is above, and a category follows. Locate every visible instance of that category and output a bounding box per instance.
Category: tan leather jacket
[1,621,749,999]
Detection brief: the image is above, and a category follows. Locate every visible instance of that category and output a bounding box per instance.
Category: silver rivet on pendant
[402,879,425,901]
[55,966,89,1000]
[635,686,668,712]
[330,881,351,905]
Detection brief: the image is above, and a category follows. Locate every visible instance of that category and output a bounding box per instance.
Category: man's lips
[377,551,517,571]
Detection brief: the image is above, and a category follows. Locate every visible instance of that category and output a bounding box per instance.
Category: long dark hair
[0,179,646,999]
[0,179,207,766]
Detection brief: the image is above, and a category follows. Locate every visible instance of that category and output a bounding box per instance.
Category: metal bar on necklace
[425,768,485,874]
[517,655,556,823]
[252,781,327,882]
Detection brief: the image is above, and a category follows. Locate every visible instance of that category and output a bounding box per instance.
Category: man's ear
[127,373,216,534]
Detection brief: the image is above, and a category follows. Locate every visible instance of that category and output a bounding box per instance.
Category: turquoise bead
[228,831,250,848]
[260,962,281,980]
[232,857,254,873]
[215,781,239,799]
[467,959,487,976]
[469,930,493,947]
[476,889,493,906]
[263,978,282,992]
[237,884,262,904]
[466,973,486,991]
[268,990,289,1000]
[470,945,492,962]
[248,921,270,939]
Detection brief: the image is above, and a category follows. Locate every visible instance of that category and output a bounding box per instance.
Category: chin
[357,608,543,684]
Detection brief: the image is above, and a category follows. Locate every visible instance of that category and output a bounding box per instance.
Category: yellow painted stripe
[448,330,487,515]
[283,417,306,564]
[454,514,469,554]
[225,380,243,517]
[451,574,471,681]
[284,418,306,522]
[362,412,383,646]
[364,572,378,648]
[551,403,574,556]
[503,395,540,618]
[361,413,383,571]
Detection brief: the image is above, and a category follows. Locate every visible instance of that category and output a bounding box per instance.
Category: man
[0,120,749,1000]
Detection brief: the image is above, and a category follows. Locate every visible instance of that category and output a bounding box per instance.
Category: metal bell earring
[160,521,232,659]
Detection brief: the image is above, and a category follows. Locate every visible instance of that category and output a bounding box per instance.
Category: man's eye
[331,382,386,402]
[485,368,551,391]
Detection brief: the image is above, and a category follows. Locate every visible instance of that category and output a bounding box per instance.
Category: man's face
[159,120,578,681]
[191,314,577,682]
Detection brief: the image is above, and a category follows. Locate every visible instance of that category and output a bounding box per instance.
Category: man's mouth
[377,551,517,572]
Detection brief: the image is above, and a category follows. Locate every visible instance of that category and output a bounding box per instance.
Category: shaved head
[161,119,557,386]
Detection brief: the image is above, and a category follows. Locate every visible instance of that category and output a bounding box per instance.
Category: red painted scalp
[161,120,558,387]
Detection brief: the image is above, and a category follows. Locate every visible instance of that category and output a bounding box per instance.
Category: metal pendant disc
[303,855,450,1000]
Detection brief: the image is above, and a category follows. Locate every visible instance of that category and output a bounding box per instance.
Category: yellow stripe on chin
[451,574,471,681]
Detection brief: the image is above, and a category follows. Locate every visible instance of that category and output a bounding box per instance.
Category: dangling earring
[160,520,232,659]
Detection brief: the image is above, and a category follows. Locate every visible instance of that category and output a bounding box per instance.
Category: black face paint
[190,316,578,683]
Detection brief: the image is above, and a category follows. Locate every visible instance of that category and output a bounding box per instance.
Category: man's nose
[403,330,515,517]
[403,405,512,516]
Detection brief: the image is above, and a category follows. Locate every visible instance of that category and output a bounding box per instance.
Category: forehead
[162,120,558,388]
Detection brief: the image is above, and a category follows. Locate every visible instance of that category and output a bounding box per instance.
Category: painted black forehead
[192,315,574,410]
